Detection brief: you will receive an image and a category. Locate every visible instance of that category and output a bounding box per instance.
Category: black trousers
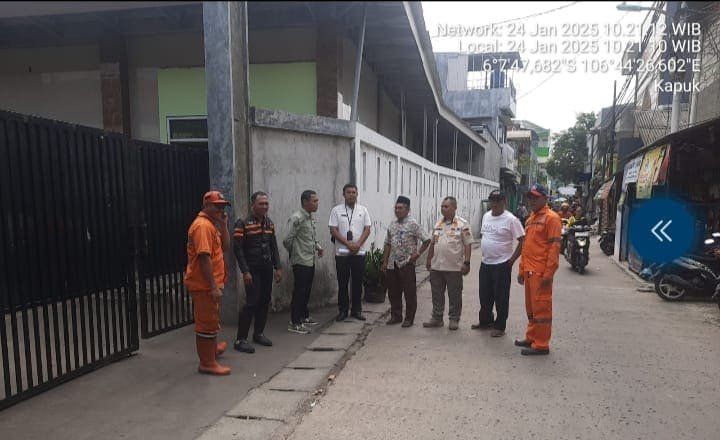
[335,255,365,314]
[478,261,512,331]
[237,265,274,340]
[291,264,315,325]
[386,262,417,323]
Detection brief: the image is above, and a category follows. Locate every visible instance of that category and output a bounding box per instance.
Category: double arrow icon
[651,220,673,242]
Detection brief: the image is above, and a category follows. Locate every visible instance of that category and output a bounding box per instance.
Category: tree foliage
[545,112,596,185]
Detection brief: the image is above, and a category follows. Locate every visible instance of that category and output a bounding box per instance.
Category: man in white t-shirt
[328,183,372,322]
[473,189,525,337]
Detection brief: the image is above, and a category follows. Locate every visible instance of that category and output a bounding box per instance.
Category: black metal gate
[0,111,209,410]
[136,142,209,338]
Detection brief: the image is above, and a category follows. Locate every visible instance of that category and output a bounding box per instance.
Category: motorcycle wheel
[600,240,614,256]
[578,265,585,274]
[654,273,687,301]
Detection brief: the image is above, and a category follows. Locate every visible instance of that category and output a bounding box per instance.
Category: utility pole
[670,1,688,133]
[610,80,617,177]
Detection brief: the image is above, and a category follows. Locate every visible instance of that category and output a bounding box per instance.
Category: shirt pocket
[527,220,546,237]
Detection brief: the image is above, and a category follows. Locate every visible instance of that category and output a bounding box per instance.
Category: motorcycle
[598,229,615,256]
[650,232,720,302]
[564,225,592,274]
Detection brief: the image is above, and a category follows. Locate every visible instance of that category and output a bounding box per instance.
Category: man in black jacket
[232,191,283,353]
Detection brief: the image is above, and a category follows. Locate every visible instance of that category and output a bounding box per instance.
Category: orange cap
[203,191,231,206]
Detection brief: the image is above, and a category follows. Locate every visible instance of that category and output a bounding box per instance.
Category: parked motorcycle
[650,232,720,302]
[598,229,615,256]
[564,225,592,274]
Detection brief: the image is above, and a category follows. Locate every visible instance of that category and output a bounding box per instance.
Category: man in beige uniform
[424,197,473,330]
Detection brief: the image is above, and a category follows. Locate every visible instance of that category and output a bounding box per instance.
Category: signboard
[656,145,671,185]
[534,147,550,157]
[622,156,643,190]
[636,146,666,199]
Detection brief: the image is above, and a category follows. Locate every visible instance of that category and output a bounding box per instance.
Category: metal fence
[136,141,209,338]
[0,111,209,410]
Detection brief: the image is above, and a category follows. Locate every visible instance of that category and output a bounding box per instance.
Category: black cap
[489,189,505,201]
[396,195,411,207]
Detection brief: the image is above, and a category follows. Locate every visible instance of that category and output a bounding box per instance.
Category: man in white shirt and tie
[329,183,372,322]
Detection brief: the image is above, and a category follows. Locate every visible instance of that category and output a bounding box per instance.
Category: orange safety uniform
[518,206,562,351]
[185,211,227,338]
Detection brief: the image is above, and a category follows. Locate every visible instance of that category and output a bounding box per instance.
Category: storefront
[618,117,720,273]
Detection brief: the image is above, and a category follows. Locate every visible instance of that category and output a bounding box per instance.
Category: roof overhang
[624,115,720,160]
[402,1,488,147]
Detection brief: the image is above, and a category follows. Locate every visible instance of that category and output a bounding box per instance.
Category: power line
[430,2,581,39]
[516,9,631,102]
[481,1,581,27]
[516,73,557,100]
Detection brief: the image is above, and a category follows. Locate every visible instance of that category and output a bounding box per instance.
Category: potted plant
[363,243,387,303]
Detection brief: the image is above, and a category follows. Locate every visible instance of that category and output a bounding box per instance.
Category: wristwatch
[463,261,471,266]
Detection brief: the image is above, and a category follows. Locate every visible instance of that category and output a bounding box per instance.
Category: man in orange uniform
[515,184,562,356]
[184,191,232,375]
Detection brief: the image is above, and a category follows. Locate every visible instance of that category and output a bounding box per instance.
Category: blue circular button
[629,198,696,263]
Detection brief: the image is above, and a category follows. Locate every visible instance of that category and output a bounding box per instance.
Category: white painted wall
[355,123,498,253]
[0,71,103,128]
[0,44,103,127]
[246,117,498,310]
[0,33,202,141]
[249,126,353,311]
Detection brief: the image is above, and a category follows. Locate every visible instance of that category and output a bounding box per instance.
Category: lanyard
[345,204,355,228]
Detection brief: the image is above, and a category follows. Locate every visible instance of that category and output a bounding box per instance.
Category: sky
[422,1,654,137]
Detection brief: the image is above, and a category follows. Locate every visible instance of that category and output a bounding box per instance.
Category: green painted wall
[248,63,317,116]
[158,68,207,143]
[158,63,317,143]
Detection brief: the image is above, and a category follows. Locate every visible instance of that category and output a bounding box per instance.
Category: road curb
[607,256,654,291]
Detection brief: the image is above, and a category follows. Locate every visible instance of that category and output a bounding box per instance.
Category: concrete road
[287,245,720,440]
[0,305,338,440]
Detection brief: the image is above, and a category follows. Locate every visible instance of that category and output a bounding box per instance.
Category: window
[167,117,208,148]
[362,152,367,191]
[388,161,392,194]
[408,167,411,194]
[377,157,381,193]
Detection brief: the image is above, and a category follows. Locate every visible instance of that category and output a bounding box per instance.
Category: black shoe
[521,347,550,356]
[351,312,366,321]
[386,318,403,325]
[336,312,349,322]
[234,339,255,353]
[471,322,494,330]
[253,334,273,347]
[401,320,413,328]
[514,339,532,348]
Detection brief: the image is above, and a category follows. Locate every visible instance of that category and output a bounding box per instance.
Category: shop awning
[594,177,615,201]
[501,168,521,184]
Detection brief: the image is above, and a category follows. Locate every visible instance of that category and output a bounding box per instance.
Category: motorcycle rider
[566,207,589,257]
[568,207,588,228]
[564,206,589,272]
[558,203,572,220]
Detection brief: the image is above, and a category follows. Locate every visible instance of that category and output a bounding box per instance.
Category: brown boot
[423,318,444,328]
[216,341,227,358]
[196,336,231,376]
